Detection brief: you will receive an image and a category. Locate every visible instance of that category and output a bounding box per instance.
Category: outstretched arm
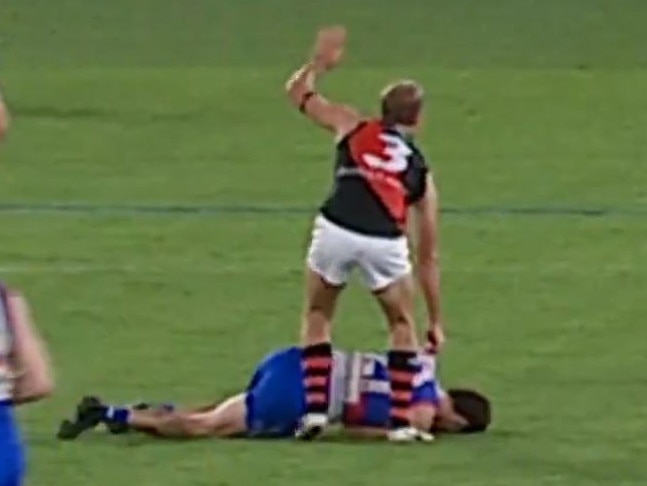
[285,26,361,138]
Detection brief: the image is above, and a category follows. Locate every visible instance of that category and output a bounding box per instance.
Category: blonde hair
[380,80,424,126]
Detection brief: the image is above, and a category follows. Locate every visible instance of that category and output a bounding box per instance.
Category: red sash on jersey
[348,121,409,229]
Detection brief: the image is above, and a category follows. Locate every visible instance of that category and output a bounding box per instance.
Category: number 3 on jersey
[361,133,412,173]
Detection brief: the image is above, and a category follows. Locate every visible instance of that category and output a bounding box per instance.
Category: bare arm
[338,426,388,440]
[412,178,443,337]
[7,291,55,405]
[285,26,361,138]
[433,394,469,433]
[285,63,360,137]
[0,88,9,141]
[337,405,437,440]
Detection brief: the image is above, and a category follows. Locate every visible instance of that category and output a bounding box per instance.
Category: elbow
[28,370,55,400]
[20,375,55,402]
[21,363,55,402]
[29,380,55,401]
[284,76,305,108]
[285,83,300,107]
[284,76,295,95]
[418,251,439,269]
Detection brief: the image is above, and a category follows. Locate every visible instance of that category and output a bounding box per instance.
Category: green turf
[1,0,646,485]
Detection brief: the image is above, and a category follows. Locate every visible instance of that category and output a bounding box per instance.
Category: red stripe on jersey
[390,370,416,384]
[391,390,414,402]
[305,375,328,387]
[348,120,409,229]
[343,397,367,426]
[305,392,328,404]
[303,356,332,371]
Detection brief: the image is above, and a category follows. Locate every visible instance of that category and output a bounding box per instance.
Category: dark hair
[448,388,491,433]
[380,80,424,127]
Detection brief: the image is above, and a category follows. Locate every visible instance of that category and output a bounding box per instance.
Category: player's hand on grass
[425,323,446,355]
[312,25,346,73]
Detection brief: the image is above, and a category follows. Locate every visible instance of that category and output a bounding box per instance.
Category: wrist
[428,319,442,330]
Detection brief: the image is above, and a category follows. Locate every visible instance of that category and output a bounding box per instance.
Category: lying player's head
[380,80,424,131]
[446,388,492,433]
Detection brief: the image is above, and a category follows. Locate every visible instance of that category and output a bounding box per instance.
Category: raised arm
[411,178,445,352]
[285,26,361,139]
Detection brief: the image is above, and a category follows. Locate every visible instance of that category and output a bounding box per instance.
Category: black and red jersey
[320,119,429,237]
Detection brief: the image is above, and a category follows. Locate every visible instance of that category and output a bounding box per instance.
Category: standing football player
[0,285,54,486]
[285,26,444,442]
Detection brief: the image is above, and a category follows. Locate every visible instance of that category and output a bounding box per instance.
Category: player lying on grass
[57,346,490,442]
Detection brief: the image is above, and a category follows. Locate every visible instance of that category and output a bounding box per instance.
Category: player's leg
[297,269,342,438]
[375,276,422,440]
[360,237,422,441]
[58,393,248,440]
[297,217,350,439]
[116,394,247,438]
[126,347,307,440]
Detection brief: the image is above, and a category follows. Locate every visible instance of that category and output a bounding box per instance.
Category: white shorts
[306,215,412,291]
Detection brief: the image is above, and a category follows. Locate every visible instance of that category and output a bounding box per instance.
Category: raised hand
[312,25,347,72]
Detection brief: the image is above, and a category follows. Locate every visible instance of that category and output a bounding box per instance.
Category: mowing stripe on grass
[0,202,645,218]
[0,262,639,276]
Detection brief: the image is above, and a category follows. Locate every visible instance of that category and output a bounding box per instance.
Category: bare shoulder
[334,107,366,141]
[324,102,362,140]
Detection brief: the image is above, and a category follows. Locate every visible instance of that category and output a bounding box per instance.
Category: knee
[388,312,415,333]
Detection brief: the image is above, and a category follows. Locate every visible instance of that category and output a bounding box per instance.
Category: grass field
[1,1,646,485]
